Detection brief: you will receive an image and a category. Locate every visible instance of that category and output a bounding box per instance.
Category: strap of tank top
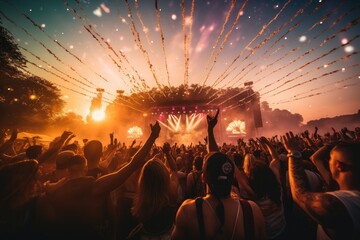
[239,200,255,240]
[195,197,206,240]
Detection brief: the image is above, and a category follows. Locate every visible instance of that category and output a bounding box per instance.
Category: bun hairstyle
[204,152,234,198]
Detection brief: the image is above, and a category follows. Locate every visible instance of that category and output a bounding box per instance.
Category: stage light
[226,120,246,134]
[92,109,105,121]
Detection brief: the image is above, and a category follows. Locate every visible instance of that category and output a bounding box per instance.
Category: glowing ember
[29,94,37,100]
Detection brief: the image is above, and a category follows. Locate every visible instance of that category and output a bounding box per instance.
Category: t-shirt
[317,190,360,240]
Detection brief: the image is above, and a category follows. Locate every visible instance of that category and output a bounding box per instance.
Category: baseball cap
[204,152,234,197]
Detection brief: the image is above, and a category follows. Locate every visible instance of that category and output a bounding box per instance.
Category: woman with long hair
[129,142,178,239]
[248,161,286,239]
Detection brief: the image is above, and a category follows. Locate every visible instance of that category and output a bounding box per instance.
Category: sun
[91,109,105,121]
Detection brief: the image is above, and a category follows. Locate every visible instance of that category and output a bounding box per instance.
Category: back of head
[138,158,170,200]
[193,156,203,171]
[204,152,234,198]
[83,140,102,165]
[249,161,281,205]
[26,145,43,159]
[67,155,87,175]
[244,153,257,177]
[133,158,171,221]
[55,150,75,170]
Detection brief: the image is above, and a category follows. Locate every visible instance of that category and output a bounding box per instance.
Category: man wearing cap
[172,109,266,239]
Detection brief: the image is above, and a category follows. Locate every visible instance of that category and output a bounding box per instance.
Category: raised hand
[161,142,171,154]
[60,131,73,141]
[150,121,161,139]
[207,108,219,129]
[282,131,301,153]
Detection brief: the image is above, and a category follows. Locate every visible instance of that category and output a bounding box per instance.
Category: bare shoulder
[178,198,197,213]
[172,198,198,239]
[302,192,351,228]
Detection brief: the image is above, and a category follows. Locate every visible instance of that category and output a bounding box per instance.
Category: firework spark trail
[267,62,360,97]
[72,0,150,93]
[205,0,295,104]
[2,1,111,84]
[203,0,237,77]
[19,46,96,89]
[211,0,311,90]
[181,0,188,87]
[26,59,97,95]
[305,1,347,35]
[65,1,140,91]
[254,39,359,102]
[260,0,327,57]
[185,0,195,88]
[134,0,154,53]
[223,51,359,110]
[124,0,165,94]
[203,0,291,96]
[0,11,111,96]
[226,56,360,110]
[259,32,360,96]
[200,0,249,89]
[210,39,359,109]
[271,78,360,105]
[155,0,171,87]
[273,74,359,103]
[18,13,110,84]
[312,5,360,40]
[75,0,144,94]
[250,15,360,90]
[19,62,146,112]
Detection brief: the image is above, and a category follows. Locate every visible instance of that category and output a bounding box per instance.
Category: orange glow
[91,109,105,121]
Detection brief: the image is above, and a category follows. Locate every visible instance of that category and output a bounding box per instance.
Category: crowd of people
[0,109,359,240]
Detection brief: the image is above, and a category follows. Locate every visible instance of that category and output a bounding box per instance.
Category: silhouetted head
[26,145,43,159]
[204,152,234,198]
[83,140,102,165]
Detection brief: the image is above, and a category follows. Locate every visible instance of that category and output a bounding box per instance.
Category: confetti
[93,7,102,17]
[100,3,110,13]
[299,35,307,42]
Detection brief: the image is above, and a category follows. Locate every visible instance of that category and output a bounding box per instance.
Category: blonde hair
[244,153,257,177]
[132,158,171,221]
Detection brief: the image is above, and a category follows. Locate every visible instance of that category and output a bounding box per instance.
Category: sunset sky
[1,0,359,123]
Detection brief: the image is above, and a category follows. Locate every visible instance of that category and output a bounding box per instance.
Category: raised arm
[258,136,282,184]
[283,132,350,233]
[37,131,73,164]
[310,144,337,189]
[162,142,179,200]
[93,121,161,195]
[207,108,220,152]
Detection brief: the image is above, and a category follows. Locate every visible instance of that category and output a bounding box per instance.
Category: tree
[0,21,65,131]
[0,19,26,78]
